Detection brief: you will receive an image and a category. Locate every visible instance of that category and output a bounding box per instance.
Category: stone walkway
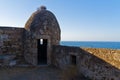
[0,66,64,80]
[0,66,90,80]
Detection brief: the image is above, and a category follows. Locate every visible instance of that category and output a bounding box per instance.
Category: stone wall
[23,8,61,65]
[23,31,52,65]
[0,27,24,65]
[52,45,120,80]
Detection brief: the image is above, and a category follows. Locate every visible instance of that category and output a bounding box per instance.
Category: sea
[60,41,120,49]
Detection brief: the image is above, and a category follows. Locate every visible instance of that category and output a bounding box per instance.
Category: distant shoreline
[61,41,120,42]
[60,41,120,49]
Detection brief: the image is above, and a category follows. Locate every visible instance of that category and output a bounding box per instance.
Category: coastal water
[60,41,120,49]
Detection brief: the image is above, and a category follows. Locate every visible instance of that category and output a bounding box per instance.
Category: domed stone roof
[25,6,60,33]
[24,6,61,44]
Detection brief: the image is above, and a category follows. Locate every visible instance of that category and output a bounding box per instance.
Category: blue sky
[0,0,120,41]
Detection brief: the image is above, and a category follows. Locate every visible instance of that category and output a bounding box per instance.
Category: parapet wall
[52,45,120,80]
[0,27,24,65]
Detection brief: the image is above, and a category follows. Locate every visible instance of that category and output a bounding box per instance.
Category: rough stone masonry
[0,6,61,66]
[0,6,120,80]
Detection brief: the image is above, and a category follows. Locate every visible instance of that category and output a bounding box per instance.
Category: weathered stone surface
[0,54,16,66]
[52,45,120,80]
[1,6,120,80]
[25,6,61,45]
[0,6,61,66]
[9,60,17,66]
[0,27,24,64]
[24,6,61,65]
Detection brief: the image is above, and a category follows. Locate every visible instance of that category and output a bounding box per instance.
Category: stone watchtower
[24,6,61,65]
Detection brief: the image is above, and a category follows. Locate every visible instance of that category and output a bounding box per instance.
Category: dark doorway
[37,39,47,65]
[70,55,76,65]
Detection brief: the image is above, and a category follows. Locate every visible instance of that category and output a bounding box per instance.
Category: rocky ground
[0,66,90,80]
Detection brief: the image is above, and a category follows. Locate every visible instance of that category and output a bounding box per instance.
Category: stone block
[9,60,17,66]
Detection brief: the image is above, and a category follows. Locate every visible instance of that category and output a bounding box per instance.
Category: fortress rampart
[52,45,120,80]
[0,27,25,65]
[0,6,120,80]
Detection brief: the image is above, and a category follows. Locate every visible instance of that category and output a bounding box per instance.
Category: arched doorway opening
[37,39,47,65]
